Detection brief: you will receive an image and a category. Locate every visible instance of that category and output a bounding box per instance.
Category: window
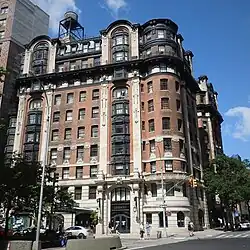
[148,100,154,112]
[200,94,205,104]
[0,31,4,39]
[52,130,59,141]
[176,99,181,111]
[64,128,71,140]
[76,146,84,160]
[159,46,165,53]
[76,167,83,179]
[90,165,98,178]
[177,211,185,227]
[74,187,82,200]
[151,183,157,197]
[175,81,180,92]
[165,160,173,171]
[179,139,184,153]
[26,133,37,143]
[146,48,151,55]
[166,183,175,196]
[160,79,168,90]
[146,213,152,224]
[78,109,85,120]
[70,61,76,70]
[157,30,164,38]
[159,212,168,228]
[90,144,98,157]
[148,119,155,132]
[53,112,60,122]
[9,118,17,127]
[91,125,98,138]
[29,99,42,110]
[28,114,41,125]
[162,117,170,130]
[114,51,128,62]
[147,81,153,93]
[1,6,8,14]
[79,91,86,102]
[150,161,156,173]
[113,88,128,99]
[89,186,97,199]
[63,147,70,160]
[141,102,144,111]
[142,121,145,130]
[163,138,172,151]
[161,98,169,109]
[177,119,183,131]
[66,110,73,121]
[62,168,69,179]
[54,95,61,105]
[92,107,99,118]
[77,127,85,138]
[149,139,155,152]
[113,103,123,115]
[50,149,57,161]
[92,89,99,100]
[67,93,74,104]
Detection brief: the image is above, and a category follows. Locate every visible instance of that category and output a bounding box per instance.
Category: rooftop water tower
[58,11,84,41]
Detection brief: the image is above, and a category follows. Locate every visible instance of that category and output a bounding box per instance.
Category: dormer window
[157,30,165,39]
[32,42,49,75]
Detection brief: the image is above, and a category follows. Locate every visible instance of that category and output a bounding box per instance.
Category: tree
[0,154,74,236]
[204,154,249,230]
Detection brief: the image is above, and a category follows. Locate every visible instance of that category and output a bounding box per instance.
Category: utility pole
[161,164,167,238]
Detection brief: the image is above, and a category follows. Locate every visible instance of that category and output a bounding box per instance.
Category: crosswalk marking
[215,232,250,239]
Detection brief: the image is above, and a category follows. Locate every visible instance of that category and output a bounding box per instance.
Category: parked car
[237,221,250,230]
[64,226,94,239]
[13,226,46,236]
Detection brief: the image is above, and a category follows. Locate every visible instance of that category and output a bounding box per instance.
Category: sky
[32,0,250,159]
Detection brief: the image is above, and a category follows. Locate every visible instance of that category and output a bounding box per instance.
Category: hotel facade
[8,12,209,235]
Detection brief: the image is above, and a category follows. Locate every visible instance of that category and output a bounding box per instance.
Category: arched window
[111,27,129,62]
[111,187,130,202]
[32,42,49,75]
[113,87,128,99]
[177,211,185,227]
[29,99,42,110]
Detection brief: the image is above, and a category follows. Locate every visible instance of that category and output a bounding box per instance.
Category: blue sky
[33,0,250,159]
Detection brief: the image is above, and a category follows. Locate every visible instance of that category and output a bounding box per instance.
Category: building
[0,0,49,157]
[11,12,209,235]
[196,75,223,226]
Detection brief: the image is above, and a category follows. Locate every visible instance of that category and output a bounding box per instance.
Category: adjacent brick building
[10,12,209,235]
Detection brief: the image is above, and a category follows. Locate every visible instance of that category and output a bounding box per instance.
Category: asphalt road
[140,239,250,250]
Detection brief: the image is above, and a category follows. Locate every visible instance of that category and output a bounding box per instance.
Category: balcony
[113,69,128,81]
[142,50,180,60]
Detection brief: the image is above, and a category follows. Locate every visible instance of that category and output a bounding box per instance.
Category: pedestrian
[139,222,145,240]
[115,222,120,235]
[108,221,112,234]
[146,222,151,239]
[188,221,194,237]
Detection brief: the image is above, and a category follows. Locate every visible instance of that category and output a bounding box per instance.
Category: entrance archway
[198,209,204,228]
[111,187,130,233]
[177,211,185,227]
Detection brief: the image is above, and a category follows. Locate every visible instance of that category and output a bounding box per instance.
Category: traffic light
[188,176,198,188]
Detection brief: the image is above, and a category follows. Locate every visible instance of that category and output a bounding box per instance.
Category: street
[44,230,250,250]
[140,239,250,250]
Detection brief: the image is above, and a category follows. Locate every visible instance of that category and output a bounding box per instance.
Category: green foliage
[0,154,74,234]
[90,211,98,225]
[204,154,250,205]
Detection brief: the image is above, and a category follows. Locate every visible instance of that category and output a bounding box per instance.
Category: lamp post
[29,72,51,250]
[155,143,168,238]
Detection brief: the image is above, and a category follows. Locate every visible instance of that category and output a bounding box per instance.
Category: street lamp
[155,142,168,238]
[29,72,51,250]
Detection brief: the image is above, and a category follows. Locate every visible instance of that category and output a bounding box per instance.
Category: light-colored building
[10,12,209,235]
[196,75,223,226]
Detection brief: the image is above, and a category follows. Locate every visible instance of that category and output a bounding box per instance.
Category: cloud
[225,106,250,141]
[31,0,81,34]
[101,0,128,18]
